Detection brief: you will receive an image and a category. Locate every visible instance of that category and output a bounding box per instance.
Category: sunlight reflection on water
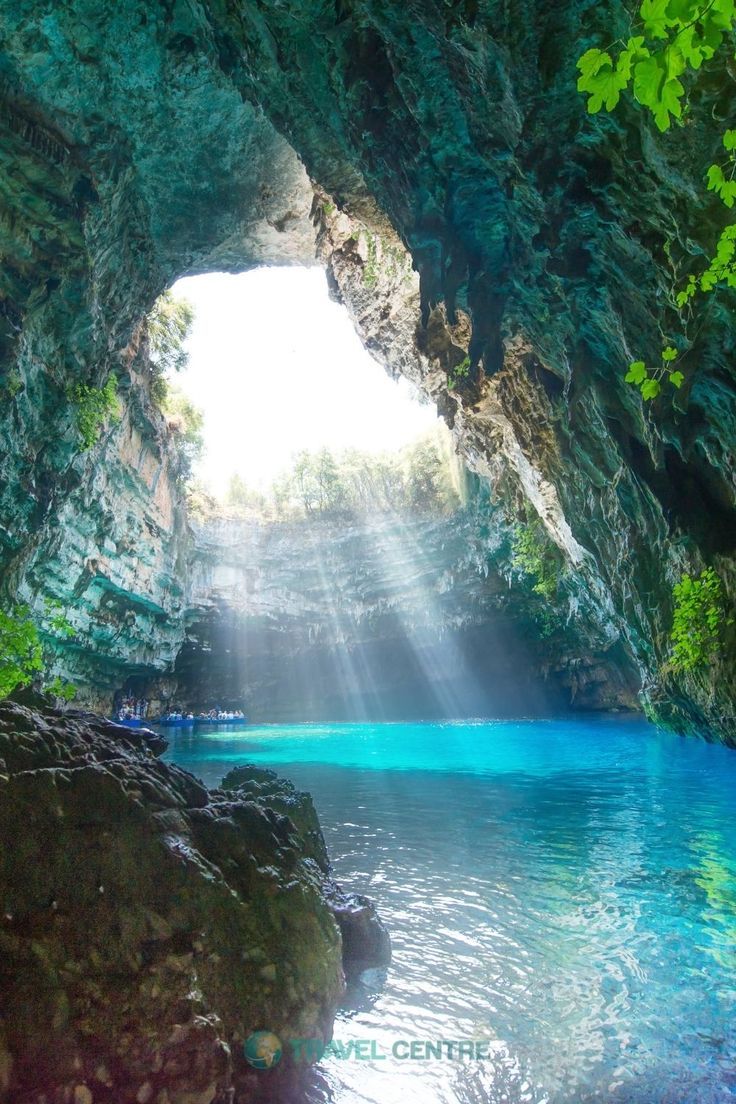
[164,717,736,1104]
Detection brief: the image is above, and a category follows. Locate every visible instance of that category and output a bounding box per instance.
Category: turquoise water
[164,717,736,1103]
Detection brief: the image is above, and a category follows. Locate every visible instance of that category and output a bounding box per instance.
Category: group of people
[203,708,246,721]
[116,697,149,722]
[159,708,247,722]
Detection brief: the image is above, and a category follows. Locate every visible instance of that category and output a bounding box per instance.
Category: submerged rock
[0,702,385,1103]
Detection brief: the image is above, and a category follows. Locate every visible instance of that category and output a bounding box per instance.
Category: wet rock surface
[221,765,391,985]
[0,701,386,1103]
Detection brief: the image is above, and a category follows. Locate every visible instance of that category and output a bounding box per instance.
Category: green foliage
[363,232,379,288]
[146,293,200,479]
[447,356,471,391]
[577,2,736,130]
[291,448,345,514]
[233,432,460,521]
[161,383,204,480]
[677,223,736,307]
[185,479,220,521]
[69,375,120,450]
[0,605,43,699]
[146,291,194,379]
[0,601,79,701]
[625,346,685,400]
[577,1,736,399]
[225,473,267,515]
[45,676,77,702]
[669,567,733,673]
[510,521,561,601]
[43,598,75,639]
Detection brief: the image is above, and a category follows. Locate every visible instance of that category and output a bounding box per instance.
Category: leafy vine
[577,0,736,400]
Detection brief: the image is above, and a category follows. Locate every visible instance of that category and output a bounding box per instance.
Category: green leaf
[633,53,684,130]
[676,275,697,307]
[617,37,649,81]
[665,0,700,21]
[641,0,672,38]
[641,377,662,400]
[701,267,719,292]
[633,54,664,110]
[714,233,736,266]
[631,54,688,130]
[577,50,629,112]
[577,48,610,79]
[657,79,685,130]
[669,370,685,388]
[707,163,736,207]
[724,129,736,151]
[677,25,716,69]
[707,163,726,192]
[708,0,736,32]
[625,360,648,384]
[661,345,678,361]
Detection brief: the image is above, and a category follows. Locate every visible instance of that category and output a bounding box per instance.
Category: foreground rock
[0,702,388,1103]
[221,766,392,983]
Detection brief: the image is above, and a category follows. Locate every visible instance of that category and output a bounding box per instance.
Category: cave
[2,2,736,1103]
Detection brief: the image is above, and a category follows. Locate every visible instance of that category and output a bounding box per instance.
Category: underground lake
[163,716,736,1104]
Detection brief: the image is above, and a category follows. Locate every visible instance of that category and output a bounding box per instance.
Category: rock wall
[16,363,191,713]
[0,0,735,738]
[167,509,638,720]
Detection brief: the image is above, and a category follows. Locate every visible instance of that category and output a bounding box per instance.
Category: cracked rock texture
[0,699,387,1104]
[0,0,734,743]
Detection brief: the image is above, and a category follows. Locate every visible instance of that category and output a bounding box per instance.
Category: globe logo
[244,1030,283,1070]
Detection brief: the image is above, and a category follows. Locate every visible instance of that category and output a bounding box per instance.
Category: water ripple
[165,717,736,1103]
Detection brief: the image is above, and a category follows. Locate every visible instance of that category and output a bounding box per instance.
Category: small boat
[110,715,144,729]
[193,716,247,726]
[150,714,247,728]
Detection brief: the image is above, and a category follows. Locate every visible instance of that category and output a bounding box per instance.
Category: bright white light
[171,268,438,496]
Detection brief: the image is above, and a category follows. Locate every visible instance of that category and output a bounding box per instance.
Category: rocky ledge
[0,700,388,1104]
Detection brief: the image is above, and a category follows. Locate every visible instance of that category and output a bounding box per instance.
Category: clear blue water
[163,717,736,1104]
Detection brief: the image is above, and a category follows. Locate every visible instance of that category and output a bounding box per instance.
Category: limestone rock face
[17,364,191,713]
[0,700,368,1104]
[0,0,735,737]
[170,511,639,719]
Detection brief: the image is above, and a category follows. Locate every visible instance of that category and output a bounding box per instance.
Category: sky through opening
[171,268,438,497]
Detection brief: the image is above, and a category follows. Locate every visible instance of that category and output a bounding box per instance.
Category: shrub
[146,291,194,376]
[161,383,204,480]
[69,375,120,450]
[0,606,43,698]
[447,356,470,391]
[510,521,560,601]
[45,676,77,702]
[0,603,78,701]
[669,567,732,674]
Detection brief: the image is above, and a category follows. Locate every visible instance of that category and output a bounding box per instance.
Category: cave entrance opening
[167,266,438,504]
[136,265,554,723]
